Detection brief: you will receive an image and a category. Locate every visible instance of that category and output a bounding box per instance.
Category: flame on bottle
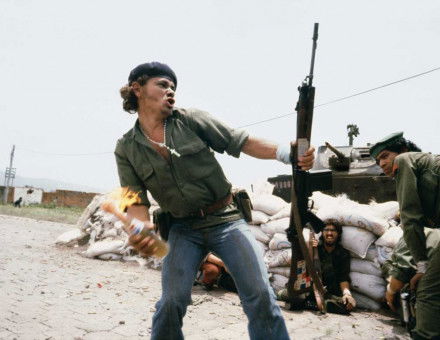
[108,187,141,213]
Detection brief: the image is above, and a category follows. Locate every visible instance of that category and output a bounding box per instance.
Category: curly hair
[386,137,422,154]
[320,223,343,245]
[119,75,150,114]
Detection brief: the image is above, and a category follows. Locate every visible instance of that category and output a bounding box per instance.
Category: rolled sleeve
[395,154,427,262]
[114,140,150,207]
[185,108,249,158]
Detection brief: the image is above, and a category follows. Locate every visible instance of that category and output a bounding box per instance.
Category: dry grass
[0,204,83,225]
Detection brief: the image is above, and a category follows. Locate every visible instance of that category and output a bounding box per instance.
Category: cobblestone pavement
[0,214,410,340]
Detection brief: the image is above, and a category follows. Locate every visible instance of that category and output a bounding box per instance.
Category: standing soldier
[370,132,440,339]
[115,61,315,340]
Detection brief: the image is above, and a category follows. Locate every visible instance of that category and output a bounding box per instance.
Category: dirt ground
[0,214,410,340]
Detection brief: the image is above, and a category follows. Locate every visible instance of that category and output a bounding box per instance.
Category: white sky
[1,0,439,192]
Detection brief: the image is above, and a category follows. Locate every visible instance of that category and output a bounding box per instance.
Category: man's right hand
[128,221,158,257]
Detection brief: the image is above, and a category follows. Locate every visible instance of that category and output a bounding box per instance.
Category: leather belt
[187,193,233,218]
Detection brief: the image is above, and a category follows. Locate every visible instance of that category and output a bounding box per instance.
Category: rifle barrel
[308,23,319,86]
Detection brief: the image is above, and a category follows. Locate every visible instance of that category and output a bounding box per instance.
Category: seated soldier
[311,223,356,313]
[382,228,440,313]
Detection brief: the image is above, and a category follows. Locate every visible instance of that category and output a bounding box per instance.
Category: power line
[314,66,440,108]
[13,66,440,156]
[238,66,440,128]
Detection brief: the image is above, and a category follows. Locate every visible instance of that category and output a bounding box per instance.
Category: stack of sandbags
[311,192,402,310]
[246,181,296,295]
[55,192,163,269]
[250,182,309,293]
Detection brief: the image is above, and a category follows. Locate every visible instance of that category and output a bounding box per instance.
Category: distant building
[13,187,43,206]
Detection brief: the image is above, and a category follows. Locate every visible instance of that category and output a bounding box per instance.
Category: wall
[1,186,98,208]
[42,190,98,208]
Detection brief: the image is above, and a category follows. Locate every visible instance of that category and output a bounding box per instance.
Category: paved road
[0,214,409,339]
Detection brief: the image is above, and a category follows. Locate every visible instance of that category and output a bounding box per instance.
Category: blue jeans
[151,219,290,340]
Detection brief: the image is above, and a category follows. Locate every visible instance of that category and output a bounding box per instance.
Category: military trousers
[413,244,440,339]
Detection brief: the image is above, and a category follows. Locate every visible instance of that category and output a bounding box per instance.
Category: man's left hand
[410,273,424,291]
[275,143,315,170]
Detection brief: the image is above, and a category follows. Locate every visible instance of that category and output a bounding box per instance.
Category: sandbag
[270,274,288,294]
[368,200,399,221]
[260,218,290,236]
[350,272,386,301]
[83,240,125,258]
[312,192,390,236]
[256,239,269,250]
[249,210,270,225]
[341,226,377,259]
[251,180,275,196]
[265,249,291,268]
[268,266,290,277]
[251,194,288,216]
[310,191,345,211]
[269,205,291,221]
[55,228,87,246]
[350,258,382,277]
[349,245,379,263]
[269,233,291,250]
[351,291,381,311]
[317,207,389,236]
[248,225,271,244]
[256,239,269,255]
[375,226,403,248]
[376,245,394,265]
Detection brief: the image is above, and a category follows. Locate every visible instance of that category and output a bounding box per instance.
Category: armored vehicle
[268,143,396,204]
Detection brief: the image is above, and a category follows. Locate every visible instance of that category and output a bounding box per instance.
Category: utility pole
[2,145,16,204]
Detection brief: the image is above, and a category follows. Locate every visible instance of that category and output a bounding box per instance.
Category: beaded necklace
[140,120,181,157]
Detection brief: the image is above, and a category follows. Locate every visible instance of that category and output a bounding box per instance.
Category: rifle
[286,23,333,312]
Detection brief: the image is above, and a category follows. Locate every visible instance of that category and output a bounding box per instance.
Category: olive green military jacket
[394,152,440,263]
[114,108,249,228]
[383,228,440,283]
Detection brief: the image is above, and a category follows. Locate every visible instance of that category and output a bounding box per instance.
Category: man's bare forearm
[241,136,277,159]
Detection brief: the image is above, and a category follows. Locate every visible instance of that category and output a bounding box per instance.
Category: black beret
[370,131,404,159]
[128,62,177,88]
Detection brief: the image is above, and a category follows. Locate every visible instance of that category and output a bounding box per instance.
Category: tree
[347,124,359,146]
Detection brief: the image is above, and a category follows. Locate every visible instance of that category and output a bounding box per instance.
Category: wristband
[416,261,428,274]
[276,145,291,164]
[342,288,352,296]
